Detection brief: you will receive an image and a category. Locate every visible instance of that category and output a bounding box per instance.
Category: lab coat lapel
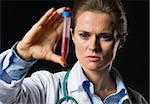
[67,61,92,104]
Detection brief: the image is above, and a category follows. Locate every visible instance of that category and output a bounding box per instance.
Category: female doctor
[0,0,148,104]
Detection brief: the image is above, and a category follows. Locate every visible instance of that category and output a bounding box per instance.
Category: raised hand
[16,7,66,67]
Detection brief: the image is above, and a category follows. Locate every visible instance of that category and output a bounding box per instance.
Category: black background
[0,0,149,102]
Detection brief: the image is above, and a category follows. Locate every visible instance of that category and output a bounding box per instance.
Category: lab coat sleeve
[0,43,37,81]
[0,44,62,104]
[0,43,40,104]
[0,70,61,104]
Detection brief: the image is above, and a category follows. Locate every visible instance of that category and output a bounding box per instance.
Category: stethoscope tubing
[56,69,79,104]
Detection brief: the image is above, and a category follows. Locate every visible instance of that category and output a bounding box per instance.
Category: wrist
[16,43,33,61]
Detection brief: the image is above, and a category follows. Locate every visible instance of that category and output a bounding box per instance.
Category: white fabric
[0,61,129,104]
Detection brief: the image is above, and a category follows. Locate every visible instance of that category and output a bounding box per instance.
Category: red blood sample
[61,37,69,60]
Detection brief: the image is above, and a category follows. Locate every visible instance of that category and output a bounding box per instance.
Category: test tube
[61,11,71,60]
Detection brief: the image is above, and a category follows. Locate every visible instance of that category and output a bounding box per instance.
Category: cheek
[74,44,85,61]
[74,39,85,55]
[101,42,114,58]
[73,35,87,58]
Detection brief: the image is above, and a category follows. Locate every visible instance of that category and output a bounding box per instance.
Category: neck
[82,65,116,100]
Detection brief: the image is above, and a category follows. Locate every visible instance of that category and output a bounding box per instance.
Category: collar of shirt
[67,61,130,103]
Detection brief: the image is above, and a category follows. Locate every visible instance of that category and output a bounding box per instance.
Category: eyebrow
[78,30,113,35]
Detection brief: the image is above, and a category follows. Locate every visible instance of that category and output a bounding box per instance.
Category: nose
[89,36,101,52]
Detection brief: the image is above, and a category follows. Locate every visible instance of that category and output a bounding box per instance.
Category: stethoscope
[56,69,93,104]
[56,69,79,104]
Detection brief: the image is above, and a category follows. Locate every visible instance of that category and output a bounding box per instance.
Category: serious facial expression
[73,11,115,71]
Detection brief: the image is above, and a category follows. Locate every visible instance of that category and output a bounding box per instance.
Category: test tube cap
[62,11,71,17]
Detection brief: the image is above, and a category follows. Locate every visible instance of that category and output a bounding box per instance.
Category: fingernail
[62,62,67,67]
[60,57,67,67]
[64,62,67,67]
[51,7,55,10]
[66,7,71,11]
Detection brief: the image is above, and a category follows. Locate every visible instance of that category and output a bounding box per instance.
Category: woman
[0,0,148,104]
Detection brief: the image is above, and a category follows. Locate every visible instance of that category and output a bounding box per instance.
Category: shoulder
[127,87,148,104]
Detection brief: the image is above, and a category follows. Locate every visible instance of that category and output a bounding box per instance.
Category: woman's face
[73,11,115,71]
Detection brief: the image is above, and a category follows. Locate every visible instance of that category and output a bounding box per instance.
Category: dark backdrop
[0,0,149,101]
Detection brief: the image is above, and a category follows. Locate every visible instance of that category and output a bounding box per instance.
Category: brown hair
[72,0,128,48]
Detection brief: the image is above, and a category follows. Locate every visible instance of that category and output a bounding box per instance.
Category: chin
[81,61,111,71]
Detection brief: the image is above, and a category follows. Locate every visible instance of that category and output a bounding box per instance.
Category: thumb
[47,53,67,67]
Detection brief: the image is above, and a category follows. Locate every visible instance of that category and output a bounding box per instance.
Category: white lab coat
[0,48,130,104]
[0,60,95,104]
[0,48,148,104]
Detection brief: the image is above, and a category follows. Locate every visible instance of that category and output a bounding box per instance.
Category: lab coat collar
[67,61,127,93]
[67,61,93,104]
[67,61,88,93]
[67,61,129,103]
[110,67,127,94]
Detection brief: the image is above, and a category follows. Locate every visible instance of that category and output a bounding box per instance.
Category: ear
[70,28,75,43]
[72,36,75,44]
[112,39,120,60]
[113,30,121,50]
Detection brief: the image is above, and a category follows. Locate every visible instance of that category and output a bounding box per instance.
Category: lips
[86,55,101,62]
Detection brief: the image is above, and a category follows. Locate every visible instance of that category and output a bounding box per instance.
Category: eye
[99,33,114,41]
[79,32,90,40]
